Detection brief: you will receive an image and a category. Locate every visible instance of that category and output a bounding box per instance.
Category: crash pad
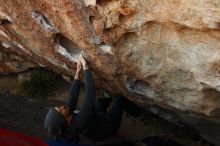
[46,140,93,146]
[0,128,48,146]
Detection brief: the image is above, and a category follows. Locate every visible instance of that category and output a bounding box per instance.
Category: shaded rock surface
[0,0,220,145]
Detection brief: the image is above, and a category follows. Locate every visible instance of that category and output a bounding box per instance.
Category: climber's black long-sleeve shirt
[63,69,124,142]
[65,70,96,142]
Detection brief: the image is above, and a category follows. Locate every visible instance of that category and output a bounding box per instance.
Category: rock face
[0,0,220,144]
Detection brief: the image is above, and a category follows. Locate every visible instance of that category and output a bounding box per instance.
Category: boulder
[0,0,220,145]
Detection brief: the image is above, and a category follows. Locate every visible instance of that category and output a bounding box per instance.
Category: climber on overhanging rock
[44,53,125,143]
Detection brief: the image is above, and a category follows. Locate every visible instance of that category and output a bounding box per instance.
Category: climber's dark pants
[95,96,124,134]
[83,96,124,140]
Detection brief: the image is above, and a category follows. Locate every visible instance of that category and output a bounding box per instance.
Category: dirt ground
[0,74,215,146]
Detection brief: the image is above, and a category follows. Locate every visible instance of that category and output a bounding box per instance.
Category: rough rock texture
[0,0,220,145]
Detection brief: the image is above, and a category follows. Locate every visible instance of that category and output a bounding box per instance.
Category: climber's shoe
[103,89,112,99]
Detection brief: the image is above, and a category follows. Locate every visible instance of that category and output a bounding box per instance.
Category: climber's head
[54,105,70,118]
[44,105,70,138]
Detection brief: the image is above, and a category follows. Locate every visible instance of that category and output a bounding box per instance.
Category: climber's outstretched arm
[66,60,82,112]
[66,54,96,142]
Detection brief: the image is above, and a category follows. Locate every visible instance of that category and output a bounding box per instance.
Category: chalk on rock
[54,34,82,63]
[84,0,96,6]
[31,11,55,33]
[1,42,11,48]
[98,44,113,55]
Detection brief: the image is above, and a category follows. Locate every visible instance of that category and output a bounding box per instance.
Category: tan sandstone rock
[0,0,220,144]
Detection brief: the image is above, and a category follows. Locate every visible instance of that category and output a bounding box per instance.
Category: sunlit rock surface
[0,0,220,144]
